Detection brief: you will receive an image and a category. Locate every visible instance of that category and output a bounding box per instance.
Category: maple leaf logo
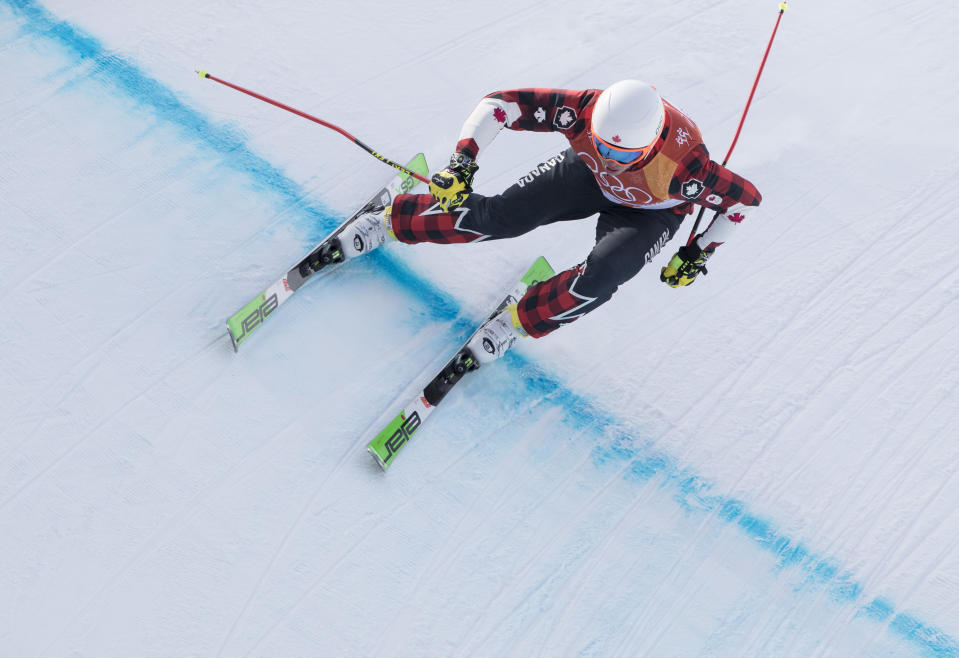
[493,107,507,123]
[681,179,704,199]
[727,212,746,223]
[612,135,622,143]
[551,106,578,130]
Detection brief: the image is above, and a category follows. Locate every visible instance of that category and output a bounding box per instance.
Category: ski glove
[660,239,713,288]
[429,153,479,212]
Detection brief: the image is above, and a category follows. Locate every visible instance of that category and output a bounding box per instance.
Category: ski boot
[338,204,394,259]
[465,303,528,365]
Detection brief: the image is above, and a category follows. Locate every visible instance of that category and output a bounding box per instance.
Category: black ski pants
[390,148,684,336]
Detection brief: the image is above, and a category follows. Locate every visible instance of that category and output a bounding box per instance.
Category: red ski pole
[197,70,430,185]
[686,2,788,244]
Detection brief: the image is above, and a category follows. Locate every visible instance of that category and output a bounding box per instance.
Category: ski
[367,256,555,470]
[226,153,429,351]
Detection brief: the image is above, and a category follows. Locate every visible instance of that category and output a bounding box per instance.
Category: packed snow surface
[2,0,958,655]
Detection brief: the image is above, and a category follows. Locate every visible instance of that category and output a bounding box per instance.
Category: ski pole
[686,2,788,244]
[196,70,430,185]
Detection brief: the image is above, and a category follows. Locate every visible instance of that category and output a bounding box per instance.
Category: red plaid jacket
[454,87,762,248]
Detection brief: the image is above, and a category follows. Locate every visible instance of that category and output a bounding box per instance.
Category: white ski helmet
[591,80,665,157]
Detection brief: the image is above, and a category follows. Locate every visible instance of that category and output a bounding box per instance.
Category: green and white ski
[367,256,555,469]
[227,153,429,351]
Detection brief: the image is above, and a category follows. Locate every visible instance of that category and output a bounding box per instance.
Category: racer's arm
[671,145,762,251]
[661,147,762,287]
[453,88,598,160]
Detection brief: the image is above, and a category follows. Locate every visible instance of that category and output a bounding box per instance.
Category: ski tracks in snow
[451,430,657,657]
[232,373,561,656]
[211,326,448,656]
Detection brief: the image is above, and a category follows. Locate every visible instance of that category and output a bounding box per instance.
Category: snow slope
[2,0,958,655]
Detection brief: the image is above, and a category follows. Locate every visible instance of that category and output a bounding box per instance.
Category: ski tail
[227,284,289,351]
[518,255,555,291]
[367,255,555,470]
[226,153,429,351]
[367,398,435,470]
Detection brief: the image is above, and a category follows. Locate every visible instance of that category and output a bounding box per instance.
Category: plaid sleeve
[489,88,597,135]
[455,88,598,159]
[669,145,762,211]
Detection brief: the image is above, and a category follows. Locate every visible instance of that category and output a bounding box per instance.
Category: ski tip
[196,69,209,79]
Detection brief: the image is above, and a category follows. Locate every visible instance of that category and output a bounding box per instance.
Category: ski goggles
[593,134,654,166]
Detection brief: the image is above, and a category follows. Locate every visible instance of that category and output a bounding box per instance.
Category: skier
[332,80,762,364]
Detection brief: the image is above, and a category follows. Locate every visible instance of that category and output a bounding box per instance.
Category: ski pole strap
[196,70,430,185]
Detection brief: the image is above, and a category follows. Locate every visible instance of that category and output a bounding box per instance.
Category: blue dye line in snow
[513,365,958,656]
[3,2,956,655]
[0,0,336,241]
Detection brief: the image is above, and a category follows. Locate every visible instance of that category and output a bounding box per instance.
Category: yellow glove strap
[660,254,699,288]
[429,171,470,211]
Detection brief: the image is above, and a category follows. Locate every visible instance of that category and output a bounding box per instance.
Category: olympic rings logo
[577,151,653,207]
